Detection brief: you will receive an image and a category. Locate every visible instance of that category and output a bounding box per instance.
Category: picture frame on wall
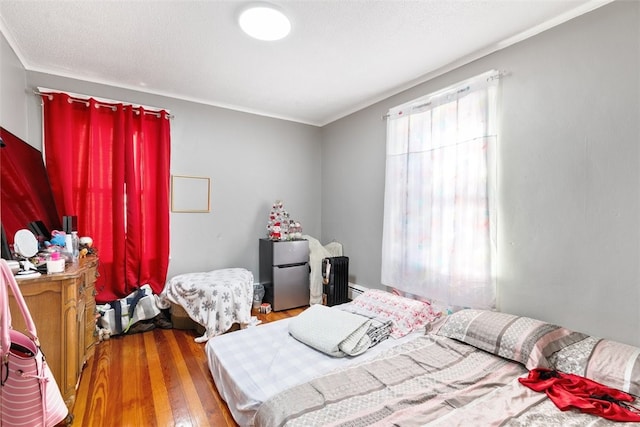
[171,175,211,213]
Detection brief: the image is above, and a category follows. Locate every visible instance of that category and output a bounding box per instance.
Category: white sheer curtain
[381,70,498,309]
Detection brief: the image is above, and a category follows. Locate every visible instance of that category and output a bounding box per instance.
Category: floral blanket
[160,268,253,342]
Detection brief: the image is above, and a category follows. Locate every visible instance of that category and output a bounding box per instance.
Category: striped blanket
[255,335,640,427]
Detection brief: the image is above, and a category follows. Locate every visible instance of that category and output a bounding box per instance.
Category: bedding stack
[287,304,373,357]
[287,289,442,357]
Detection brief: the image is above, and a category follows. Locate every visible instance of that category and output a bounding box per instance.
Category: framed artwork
[171,175,211,213]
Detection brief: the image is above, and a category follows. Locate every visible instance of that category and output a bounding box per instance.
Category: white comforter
[159,268,253,342]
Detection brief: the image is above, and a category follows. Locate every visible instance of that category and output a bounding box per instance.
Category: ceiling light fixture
[238,3,291,41]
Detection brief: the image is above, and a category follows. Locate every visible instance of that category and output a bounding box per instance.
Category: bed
[206,289,439,425]
[206,292,640,426]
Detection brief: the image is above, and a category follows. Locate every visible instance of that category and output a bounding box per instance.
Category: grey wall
[321,1,640,346]
[4,63,322,282]
[0,31,28,141]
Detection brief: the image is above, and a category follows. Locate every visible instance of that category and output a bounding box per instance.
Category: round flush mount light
[238,3,291,41]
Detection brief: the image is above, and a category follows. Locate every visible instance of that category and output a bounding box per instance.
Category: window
[381,71,498,309]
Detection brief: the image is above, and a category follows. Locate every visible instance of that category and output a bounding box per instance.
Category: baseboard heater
[348,282,367,300]
[322,256,349,306]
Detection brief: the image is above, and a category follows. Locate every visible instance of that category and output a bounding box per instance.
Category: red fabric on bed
[520,368,640,422]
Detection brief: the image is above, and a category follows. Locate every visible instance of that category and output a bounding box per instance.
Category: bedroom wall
[321,1,640,346]
[0,31,28,142]
[3,2,639,347]
[7,63,322,283]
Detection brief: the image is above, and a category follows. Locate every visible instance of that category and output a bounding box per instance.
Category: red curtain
[42,93,170,303]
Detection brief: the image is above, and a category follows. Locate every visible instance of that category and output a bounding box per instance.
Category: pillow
[350,289,440,338]
[431,309,587,370]
[548,337,640,397]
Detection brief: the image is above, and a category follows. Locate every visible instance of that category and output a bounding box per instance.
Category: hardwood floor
[72,307,306,426]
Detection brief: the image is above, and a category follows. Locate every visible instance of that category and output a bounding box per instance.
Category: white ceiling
[0,0,611,126]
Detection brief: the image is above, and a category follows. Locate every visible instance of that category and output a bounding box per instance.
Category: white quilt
[288,304,372,357]
[159,268,253,342]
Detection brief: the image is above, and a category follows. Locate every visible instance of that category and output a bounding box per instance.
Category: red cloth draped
[0,127,62,240]
[42,93,170,303]
[519,368,640,422]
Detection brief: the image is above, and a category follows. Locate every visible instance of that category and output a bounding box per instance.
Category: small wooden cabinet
[8,257,98,409]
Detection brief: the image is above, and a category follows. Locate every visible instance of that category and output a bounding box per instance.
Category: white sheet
[206,312,423,426]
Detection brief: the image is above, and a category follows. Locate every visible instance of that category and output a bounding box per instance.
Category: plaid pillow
[432,309,587,370]
[549,337,640,397]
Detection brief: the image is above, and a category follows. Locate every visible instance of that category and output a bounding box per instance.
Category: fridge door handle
[275,263,307,268]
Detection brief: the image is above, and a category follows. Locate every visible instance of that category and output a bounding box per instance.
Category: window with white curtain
[381,70,499,309]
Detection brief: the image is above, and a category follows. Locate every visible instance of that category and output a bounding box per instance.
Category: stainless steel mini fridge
[259,238,310,311]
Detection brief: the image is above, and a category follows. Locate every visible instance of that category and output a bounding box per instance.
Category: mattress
[205,315,422,426]
[255,315,640,427]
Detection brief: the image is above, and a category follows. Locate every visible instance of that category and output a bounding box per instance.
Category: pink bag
[0,259,68,427]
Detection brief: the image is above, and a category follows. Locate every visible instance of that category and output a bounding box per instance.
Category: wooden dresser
[8,256,99,409]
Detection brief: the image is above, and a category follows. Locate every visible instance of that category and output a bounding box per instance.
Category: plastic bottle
[71,231,79,261]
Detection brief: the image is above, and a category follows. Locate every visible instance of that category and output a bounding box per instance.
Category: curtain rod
[33,89,174,120]
[381,70,510,120]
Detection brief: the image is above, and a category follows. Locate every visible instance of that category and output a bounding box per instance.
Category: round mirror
[13,229,38,258]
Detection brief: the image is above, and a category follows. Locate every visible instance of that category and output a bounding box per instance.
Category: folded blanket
[288,304,372,357]
[337,304,393,347]
[366,318,392,346]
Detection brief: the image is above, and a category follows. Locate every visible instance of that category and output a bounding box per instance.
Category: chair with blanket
[159,268,254,343]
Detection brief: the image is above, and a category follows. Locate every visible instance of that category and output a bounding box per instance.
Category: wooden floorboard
[72,307,305,426]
